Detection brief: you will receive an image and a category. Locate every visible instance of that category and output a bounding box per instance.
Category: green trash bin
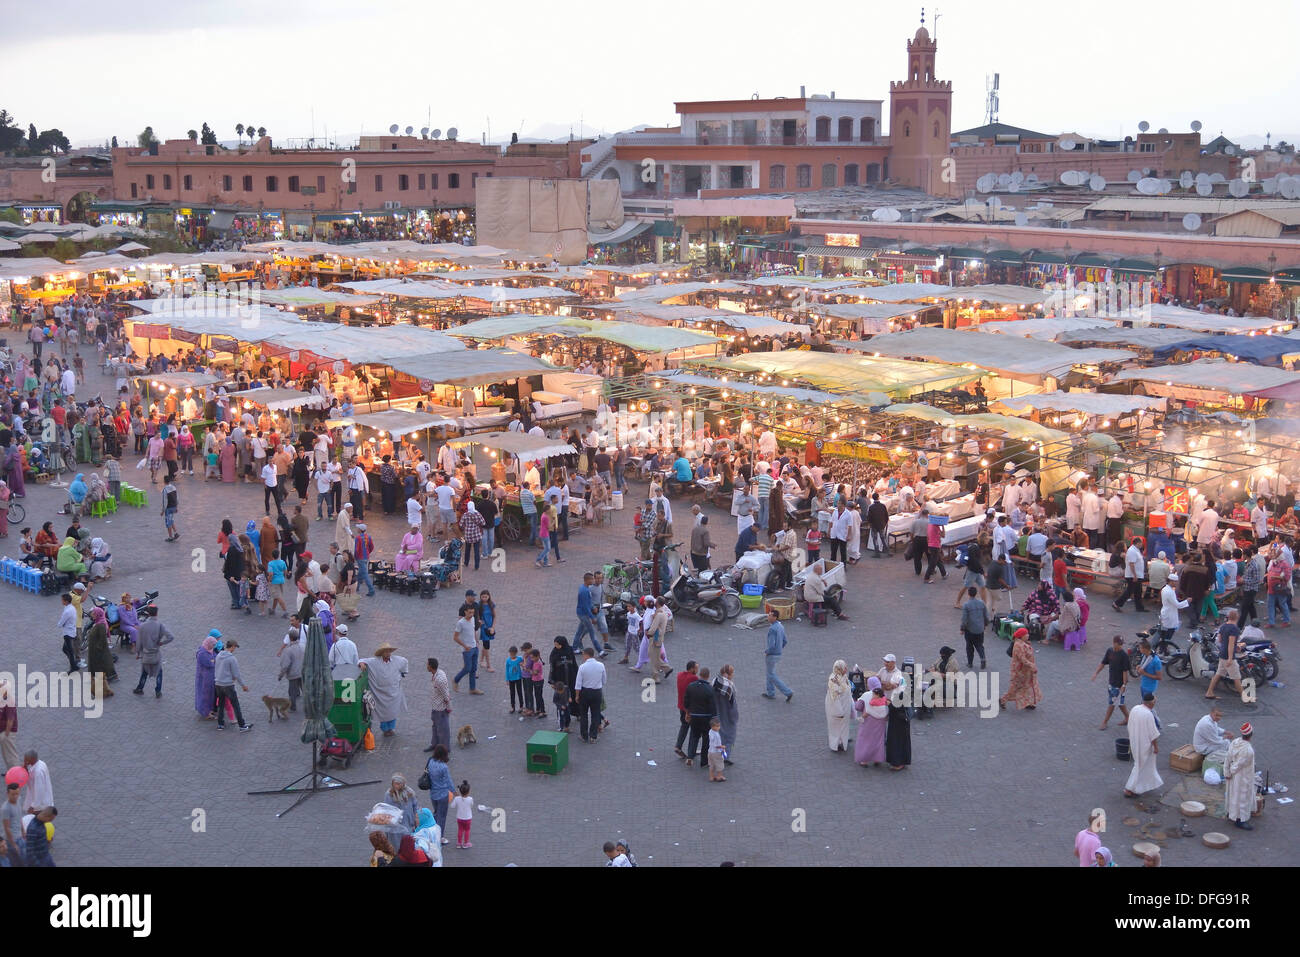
[327,666,370,744]
[526,730,569,775]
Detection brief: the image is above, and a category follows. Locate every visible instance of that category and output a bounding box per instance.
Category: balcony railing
[616,132,879,148]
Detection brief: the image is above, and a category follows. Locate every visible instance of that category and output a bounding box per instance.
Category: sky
[3,0,1298,149]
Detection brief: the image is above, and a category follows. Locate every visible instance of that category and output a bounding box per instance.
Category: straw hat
[375,641,398,655]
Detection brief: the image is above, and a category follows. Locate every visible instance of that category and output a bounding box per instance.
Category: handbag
[417,767,432,790]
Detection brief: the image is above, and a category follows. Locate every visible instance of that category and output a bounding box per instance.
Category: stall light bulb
[1231,480,1240,488]
[980,459,989,467]
[1143,481,1152,490]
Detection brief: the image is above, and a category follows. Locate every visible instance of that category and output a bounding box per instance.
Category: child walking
[552,680,571,732]
[505,645,525,714]
[805,523,821,565]
[451,780,474,849]
[708,717,727,782]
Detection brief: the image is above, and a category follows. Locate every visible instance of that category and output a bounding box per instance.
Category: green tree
[137,126,159,148]
[187,128,198,142]
[27,123,38,147]
[199,122,217,146]
[257,126,266,139]
[111,135,119,148]
[235,123,244,143]
[0,110,23,152]
[36,129,70,154]
[0,207,21,225]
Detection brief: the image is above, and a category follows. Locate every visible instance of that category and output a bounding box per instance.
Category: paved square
[3,358,1295,867]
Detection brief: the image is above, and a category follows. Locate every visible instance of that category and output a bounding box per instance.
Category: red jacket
[676,669,694,711]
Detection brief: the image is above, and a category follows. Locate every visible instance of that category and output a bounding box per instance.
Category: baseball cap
[335,624,348,636]
[72,582,86,592]
[882,653,897,663]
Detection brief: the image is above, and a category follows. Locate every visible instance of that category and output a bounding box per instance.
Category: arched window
[768,164,786,189]
[821,163,837,188]
[866,162,881,183]
[838,117,852,142]
[860,117,876,141]
[904,122,911,138]
[844,164,859,186]
[933,121,941,139]
[796,164,812,188]
[815,117,831,142]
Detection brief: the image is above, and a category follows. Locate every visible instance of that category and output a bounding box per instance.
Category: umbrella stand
[248,742,379,818]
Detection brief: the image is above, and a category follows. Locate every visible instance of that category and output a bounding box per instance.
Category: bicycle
[5,500,24,525]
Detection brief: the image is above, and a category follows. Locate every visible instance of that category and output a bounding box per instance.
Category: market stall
[446,431,577,543]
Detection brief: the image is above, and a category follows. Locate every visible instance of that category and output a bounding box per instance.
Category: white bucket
[611,490,624,510]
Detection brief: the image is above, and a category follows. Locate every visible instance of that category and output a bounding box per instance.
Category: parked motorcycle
[1127,624,1182,679]
[1165,627,1278,684]
[93,590,160,648]
[693,564,743,619]
[661,546,727,624]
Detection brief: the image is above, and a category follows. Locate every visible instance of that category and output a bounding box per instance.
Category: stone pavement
[2,357,1296,867]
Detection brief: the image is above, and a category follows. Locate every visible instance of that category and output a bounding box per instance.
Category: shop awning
[135,372,224,391]
[1024,248,1070,265]
[987,249,1027,265]
[801,244,880,259]
[1111,257,1157,275]
[993,392,1166,417]
[224,387,326,412]
[845,327,1133,378]
[588,220,652,245]
[882,405,1070,444]
[447,430,576,463]
[348,409,458,438]
[683,350,981,398]
[445,315,719,353]
[1109,358,1300,395]
[1220,267,1272,284]
[1175,335,1300,365]
[944,246,987,260]
[378,348,558,388]
[1070,252,1111,268]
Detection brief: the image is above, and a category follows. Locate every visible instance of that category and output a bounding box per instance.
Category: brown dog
[263,695,291,722]
[456,724,476,748]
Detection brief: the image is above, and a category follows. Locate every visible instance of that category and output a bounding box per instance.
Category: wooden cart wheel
[501,512,523,543]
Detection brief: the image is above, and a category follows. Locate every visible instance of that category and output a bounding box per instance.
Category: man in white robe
[1193,706,1232,766]
[22,751,53,815]
[1124,692,1163,796]
[359,642,409,737]
[1224,725,1257,830]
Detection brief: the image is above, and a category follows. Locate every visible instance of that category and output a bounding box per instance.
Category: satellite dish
[1138,120,1150,132]
[1262,176,1278,195]
[430,129,442,139]
[1014,211,1029,227]
[975,173,996,193]
[420,127,429,137]
[1182,213,1202,231]
[1195,171,1211,184]
[1007,180,1021,193]
[871,207,902,222]
[1209,172,1227,183]
[1059,137,1077,151]
[389,124,399,134]
[1191,120,1203,132]
[404,126,414,136]
[1136,177,1162,195]
[1178,171,1194,188]
[1195,179,1214,197]
[1228,178,1249,198]
[989,196,1003,209]
[1157,179,1172,194]
[1280,177,1300,200]
[1024,173,1039,185]
[1158,127,1169,134]
[1009,171,1025,186]
[1127,169,1143,183]
[1089,174,1107,191]
[1059,169,1083,186]
[997,172,1012,187]
[447,127,459,140]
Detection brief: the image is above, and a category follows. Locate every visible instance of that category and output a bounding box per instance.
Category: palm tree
[235,123,244,144]
[257,126,266,139]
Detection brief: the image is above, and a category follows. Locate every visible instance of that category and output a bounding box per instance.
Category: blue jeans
[614,468,626,492]
[316,490,333,519]
[537,536,550,565]
[355,560,375,596]
[550,530,561,560]
[483,524,495,557]
[1003,559,1018,589]
[765,654,792,697]
[573,616,597,652]
[757,498,769,531]
[525,512,538,545]
[380,719,396,732]
[134,664,162,694]
[454,648,479,690]
[226,578,244,608]
[1268,592,1291,625]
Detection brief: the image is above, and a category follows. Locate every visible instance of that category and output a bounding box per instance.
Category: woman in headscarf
[259,514,278,570]
[930,645,959,706]
[291,446,310,503]
[1093,847,1116,867]
[368,832,396,867]
[35,521,60,560]
[999,627,1043,711]
[548,635,578,695]
[711,663,739,763]
[85,606,115,700]
[334,503,354,555]
[884,669,912,772]
[394,525,424,577]
[218,435,236,483]
[65,473,88,517]
[411,807,444,866]
[1021,579,1060,623]
[1074,586,1091,632]
[854,676,889,767]
[386,773,420,836]
[244,519,261,557]
[0,479,9,538]
[768,477,786,543]
[57,537,87,577]
[0,429,25,498]
[390,834,432,867]
[824,660,854,752]
[88,537,112,580]
[314,598,336,647]
[195,633,219,719]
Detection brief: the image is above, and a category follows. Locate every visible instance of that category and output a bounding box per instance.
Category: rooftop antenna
[985,72,1000,126]
[933,7,941,39]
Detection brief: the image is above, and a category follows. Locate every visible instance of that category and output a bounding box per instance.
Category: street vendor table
[497,487,546,543]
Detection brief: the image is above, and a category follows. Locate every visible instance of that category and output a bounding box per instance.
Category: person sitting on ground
[803,561,849,621]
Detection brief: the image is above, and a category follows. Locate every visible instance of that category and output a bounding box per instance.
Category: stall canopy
[656,370,891,408]
[0,257,74,280]
[378,348,557,388]
[975,316,1114,340]
[346,409,458,438]
[268,323,464,364]
[992,391,1167,417]
[838,328,1134,379]
[812,302,925,335]
[882,404,1071,444]
[444,316,719,353]
[447,430,576,463]
[857,282,954,302]
[255,287,382,309]
[683,351,981,398]
[1055,326,1211,350]
[1143,304,1291,334]
[741,276,872,291]
[953,284,1051,306]
[1109,358,1300,395]
[224,387,326,412]
[673,313,794,336]
[67,253,144,272]
[335,278,468,300]
[1170,335,1300,366]
[127,297,291,328]
[615,281,749,303]
[137,371,224,391]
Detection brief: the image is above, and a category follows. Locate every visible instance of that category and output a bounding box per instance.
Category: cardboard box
[1169,743,1204,773]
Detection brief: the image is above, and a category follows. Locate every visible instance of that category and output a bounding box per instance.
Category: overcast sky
[3,0,1297,148]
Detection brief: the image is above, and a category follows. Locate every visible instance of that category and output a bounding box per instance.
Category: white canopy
[1108,358,1300,395]
[379,348,558,387]
[0,257,80,280]
[336,278,468,300]
[844,327,1134,378]
[975,316,1114,340]
[67,253,147,272]
[857,282,954,302]
[136,371,224,391]
[255,287,381,308]
[348,409,458,438]
[447,430,576,463]
[1143,304,1289,334]
[615,281,749,303]
[954,284,1051,307]
[993,391,1167,417]
[224,387,326,412]
[813,301,925,334]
